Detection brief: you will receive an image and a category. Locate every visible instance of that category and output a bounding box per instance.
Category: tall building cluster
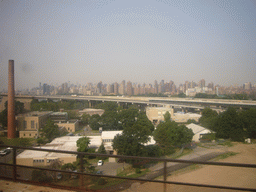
[4,78,255,97]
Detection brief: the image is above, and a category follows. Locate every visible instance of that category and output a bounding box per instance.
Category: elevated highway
[1,94,256,112]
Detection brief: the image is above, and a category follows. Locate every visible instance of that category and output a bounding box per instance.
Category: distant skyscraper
[154,80,158,94]
[127,81,133,96]
[208,82,214,90]
[198,79,205,88]
[114,82,119,95]
[119,80,126,95]
[243,82,252,90]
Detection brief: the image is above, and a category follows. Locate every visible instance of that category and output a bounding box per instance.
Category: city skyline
[1,0,256,90]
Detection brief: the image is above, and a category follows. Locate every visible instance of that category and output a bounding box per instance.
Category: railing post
[164,161,167,192]
[12,146,17,182]
[79,154,84,189]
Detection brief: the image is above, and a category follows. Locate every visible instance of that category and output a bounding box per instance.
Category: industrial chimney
[8,60,16,138]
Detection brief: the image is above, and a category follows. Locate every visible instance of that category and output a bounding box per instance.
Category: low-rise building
[16,111,52,138]
[186,123,214,142]
[55,120,79,133]
[146,107,201,124]
[17,131,156,166]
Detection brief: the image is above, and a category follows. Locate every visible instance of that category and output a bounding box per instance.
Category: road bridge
[1,94,256,112]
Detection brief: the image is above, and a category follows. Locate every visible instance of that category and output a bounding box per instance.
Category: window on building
[31,120,35,128]
[23,121,27,129]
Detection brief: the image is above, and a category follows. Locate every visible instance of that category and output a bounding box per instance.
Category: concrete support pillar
[88,101,92,108]
[8,60,16,138]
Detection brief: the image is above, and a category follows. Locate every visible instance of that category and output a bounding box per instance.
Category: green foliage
[40,119,60,142]
[61,163,76,171]
[89,114,101,130]
[119,105,139,129]
[112,109,156,163]
[201,133,216,141]
[199,108,218,130]
[0,137,33,146]
[144,145,162,157]
[0,101,25,128]
[214,107,244,141]
[98,178,107,185]
[171,93,185,98]
[194,93,218,99]
[30,99,88,111]
[163,111,171,122]
[77,136,90,152]
[186,119,198,124]
[36,137,47,145]
[100,110,122,130]
[97,142,107,154]
[81,114,90,125]
[67,110,79,119]
[95,102,118,111]
[135,168,141,174]
[32,170,52,182]
[154,120,194,155]
[0,109,7,127]
[240,108,256,139]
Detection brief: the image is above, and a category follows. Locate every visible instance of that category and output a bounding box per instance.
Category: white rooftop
[102,131,122,139]
[186,123,213,134]
[17,135,102,159]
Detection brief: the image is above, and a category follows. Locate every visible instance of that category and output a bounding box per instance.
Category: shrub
[98,178,107,185]
[135,168,141,174]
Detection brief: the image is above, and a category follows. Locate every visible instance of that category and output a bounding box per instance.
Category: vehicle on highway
[98,160,103,166]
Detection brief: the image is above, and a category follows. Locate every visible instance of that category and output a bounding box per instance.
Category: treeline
[194,93,256,100]
[81,102,154,131]
[30,99,89,111]
[199,107,256,141]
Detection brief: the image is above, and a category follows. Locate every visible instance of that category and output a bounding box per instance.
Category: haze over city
[0,0,256,90]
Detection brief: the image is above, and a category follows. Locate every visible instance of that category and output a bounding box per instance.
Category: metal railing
[0,145,256,191]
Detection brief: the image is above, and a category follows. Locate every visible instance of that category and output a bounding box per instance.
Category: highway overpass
[1,94,256,112]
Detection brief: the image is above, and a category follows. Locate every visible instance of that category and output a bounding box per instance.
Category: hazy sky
[1,0,256,90]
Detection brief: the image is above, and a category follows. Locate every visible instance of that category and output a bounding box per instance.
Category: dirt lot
[123,143,256,192]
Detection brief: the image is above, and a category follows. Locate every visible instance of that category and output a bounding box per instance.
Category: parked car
[97,160,103,166]
[71,170,78,179]
[96,171,103,175]
[0,148,11,156]
[57,173,62,180]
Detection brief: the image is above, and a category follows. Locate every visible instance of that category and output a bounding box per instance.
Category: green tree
[0,101,25,128]
[199,108,218,130]
[89,114,101,130]
[240,108,256,139]
[187,119,198,124]
[41,119,60,142]
[119,105,139,128]
[97,142,107,160]
[61,163,76,171]
[154,120,194,155]
[32,170,52,182]
[95,102,118,111]
[97,142,106,154]
[164,111,171,122]
[81,113,90,125]
[214,107,244,141]
[77,136,90,152]
[112,112,153,161]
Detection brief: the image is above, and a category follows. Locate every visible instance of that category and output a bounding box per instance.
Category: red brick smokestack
[8,60,16,138]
